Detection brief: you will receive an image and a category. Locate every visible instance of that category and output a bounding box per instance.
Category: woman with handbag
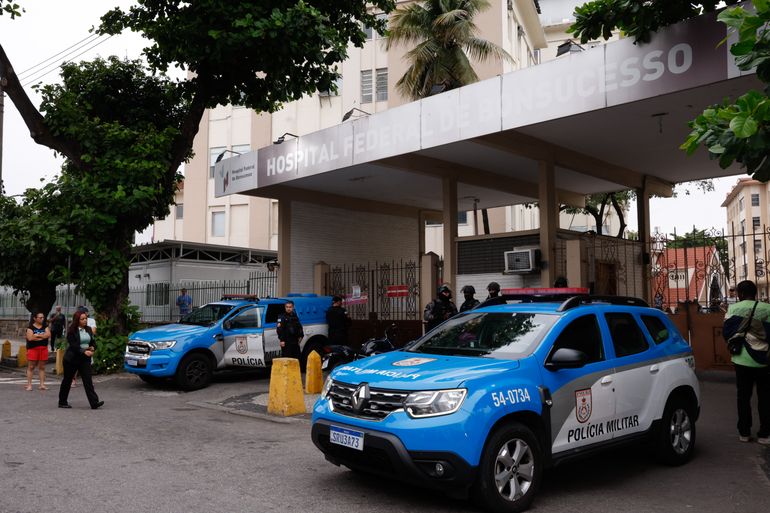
[723,280,770,444]
[58,310,104,410]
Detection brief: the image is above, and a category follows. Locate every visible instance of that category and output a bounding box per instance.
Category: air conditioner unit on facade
[504,248,540,273]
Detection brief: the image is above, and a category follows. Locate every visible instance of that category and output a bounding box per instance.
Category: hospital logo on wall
[575,388,592,423]
[235,336,248,355]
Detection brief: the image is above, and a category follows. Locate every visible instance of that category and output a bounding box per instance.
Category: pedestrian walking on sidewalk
[723,280,770,445]
[58,311,103,410]
[25,312,50,391]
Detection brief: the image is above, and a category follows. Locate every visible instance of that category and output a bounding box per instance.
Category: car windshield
[179,303,234,326]
[408,311,557,358]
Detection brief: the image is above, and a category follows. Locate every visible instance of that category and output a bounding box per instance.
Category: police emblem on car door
[222,306,267,367]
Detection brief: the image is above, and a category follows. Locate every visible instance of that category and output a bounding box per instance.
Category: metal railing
[0,270,277,323]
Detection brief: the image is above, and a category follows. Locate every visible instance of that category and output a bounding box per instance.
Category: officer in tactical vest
[459,285,480,312]
[424,284,458,332]
[277,300,304,360]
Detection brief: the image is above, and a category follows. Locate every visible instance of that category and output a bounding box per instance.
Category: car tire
[475,422,542,513]
[139,375,165,385]
[175,353,213,391]
[655,395,696,466]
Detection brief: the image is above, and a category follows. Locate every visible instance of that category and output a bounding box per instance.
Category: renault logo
[351,383,370,412]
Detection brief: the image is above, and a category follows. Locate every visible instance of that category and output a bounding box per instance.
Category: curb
[187,400,309,424]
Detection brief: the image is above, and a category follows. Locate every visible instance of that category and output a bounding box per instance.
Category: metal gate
[323,260,420,321]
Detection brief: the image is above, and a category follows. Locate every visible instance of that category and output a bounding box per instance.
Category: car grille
[127,340,151,355]
[328,380,409,421]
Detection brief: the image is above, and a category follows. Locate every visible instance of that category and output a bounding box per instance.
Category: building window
[319,76,343,97]
[363,22,373,40]
[211,211,225,237]
[232,144,251,155]
[752,193,760,206]
[375,68,388,101]
[755,239,763,254]
[210,146,225,178]
[458,211,468,225]
[361,70,373,103]
[741,219,746,235]
[175,204,184,220]
[753,216,761,229]
[739,196,745,211]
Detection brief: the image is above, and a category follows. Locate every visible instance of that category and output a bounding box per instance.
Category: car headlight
[149,340,176,350]
[404,389,467,418]
[321,376,333,399]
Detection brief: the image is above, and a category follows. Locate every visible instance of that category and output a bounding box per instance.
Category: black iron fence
[324,260,420,321]
[648,227,764,312]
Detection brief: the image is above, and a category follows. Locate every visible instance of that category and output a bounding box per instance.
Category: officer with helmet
[423,284,458,331]
[482,281,506,307]
[459,285,480,312]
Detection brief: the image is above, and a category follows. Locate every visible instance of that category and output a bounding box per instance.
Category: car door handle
[649,364,660,374]
[600,375,613,385]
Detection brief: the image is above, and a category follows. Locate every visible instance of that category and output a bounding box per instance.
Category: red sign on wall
[386,285,409,298]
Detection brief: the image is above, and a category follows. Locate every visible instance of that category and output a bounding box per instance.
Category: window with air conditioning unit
[504,248,541,274]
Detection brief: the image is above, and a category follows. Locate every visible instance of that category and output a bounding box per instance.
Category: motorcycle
[321,323,400,372]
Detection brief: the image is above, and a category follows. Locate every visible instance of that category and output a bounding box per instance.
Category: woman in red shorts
[25,312,51,391]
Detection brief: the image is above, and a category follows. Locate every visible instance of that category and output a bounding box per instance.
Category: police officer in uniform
[459,285,480,312]
[277,300,304,360]
[483,281,506,307]
[326,295,352,346]
[424,284,458,332]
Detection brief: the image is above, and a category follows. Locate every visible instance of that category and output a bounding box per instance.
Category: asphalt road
[1,366,768,513]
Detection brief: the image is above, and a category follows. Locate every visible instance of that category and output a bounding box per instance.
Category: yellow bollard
[56,349,64,375]
[267,358,306,416]
[305,351,323,394]
[17,346,27,368]
[1,340,10,359]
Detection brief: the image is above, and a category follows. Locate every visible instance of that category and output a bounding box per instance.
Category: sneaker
[739,435,752,443]
[758,437,770,445]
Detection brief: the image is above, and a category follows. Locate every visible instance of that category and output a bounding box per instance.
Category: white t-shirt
[87,318,97,331]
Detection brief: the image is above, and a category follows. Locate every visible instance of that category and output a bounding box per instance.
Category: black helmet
[437,284,452,295]
[487,282,500,293]
[461,285,476,295]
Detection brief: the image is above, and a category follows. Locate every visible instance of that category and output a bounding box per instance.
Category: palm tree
[386,0,513,101]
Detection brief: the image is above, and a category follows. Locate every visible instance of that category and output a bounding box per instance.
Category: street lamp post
[0,88,5,194]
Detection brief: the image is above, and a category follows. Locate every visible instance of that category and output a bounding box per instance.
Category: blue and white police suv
[311,292,700,513]
[125,294,331,390]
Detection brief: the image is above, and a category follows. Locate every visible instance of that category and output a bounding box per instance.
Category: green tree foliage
[1,1,394,370]
[0,1,22,18]
[667,228,730,277]
[569,0,769,181]
[562,191,632,237]
[0,185,70,317]
[386,0,511,100]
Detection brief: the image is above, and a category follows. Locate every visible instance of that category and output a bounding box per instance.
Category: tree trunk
[23,281,58,321]
[610,193,627,238]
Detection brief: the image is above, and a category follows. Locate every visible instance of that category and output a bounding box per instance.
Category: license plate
[329,426,364,451]
[126,359,138,367]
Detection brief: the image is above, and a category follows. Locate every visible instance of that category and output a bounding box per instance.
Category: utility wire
[17,33,101,79]
[20,35,109,85]
[21,35,114,87]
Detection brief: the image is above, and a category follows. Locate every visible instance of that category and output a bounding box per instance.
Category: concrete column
[277,199,291,296]
[442,177,458,293]
[566,239,583,288]
[420,252,440,334]
[637,179,651,301]
[313,261,330,296]
[538,160,557,287]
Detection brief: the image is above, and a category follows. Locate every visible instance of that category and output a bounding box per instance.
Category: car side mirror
[223,320,232,331]
[545,348,588,370]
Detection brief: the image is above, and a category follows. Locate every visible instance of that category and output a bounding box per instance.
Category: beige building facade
[152,1,604,257]
[722,177,769,283]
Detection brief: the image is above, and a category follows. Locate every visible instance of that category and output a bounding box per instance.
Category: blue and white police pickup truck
[125,294,331,390]
[311,293,700,513]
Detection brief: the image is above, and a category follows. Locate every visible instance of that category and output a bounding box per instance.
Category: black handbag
[727,301,758,355]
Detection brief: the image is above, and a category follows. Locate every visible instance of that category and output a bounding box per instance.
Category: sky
[0,1,749,238]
